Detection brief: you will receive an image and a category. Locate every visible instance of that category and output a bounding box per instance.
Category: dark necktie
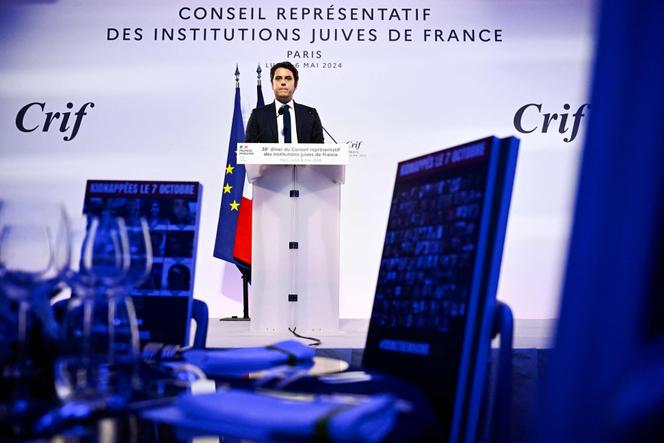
[281,104,292,143]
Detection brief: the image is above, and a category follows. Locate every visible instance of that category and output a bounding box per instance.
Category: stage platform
[205,318,555,350]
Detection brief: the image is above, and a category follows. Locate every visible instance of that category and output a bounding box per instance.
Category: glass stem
[15,299,31,404]
[17,299,29,370]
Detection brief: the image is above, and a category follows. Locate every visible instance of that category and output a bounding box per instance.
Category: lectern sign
[237,143,349,165]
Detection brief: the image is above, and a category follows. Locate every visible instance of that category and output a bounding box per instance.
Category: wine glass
[56,214,145,407]
[79,215,129,291]
[56,290,140,406]
[0,200,70,417]
[0,201,70,298]
[122,216,153,292]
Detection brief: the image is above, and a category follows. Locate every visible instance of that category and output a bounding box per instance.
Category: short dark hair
[270,61,299,87]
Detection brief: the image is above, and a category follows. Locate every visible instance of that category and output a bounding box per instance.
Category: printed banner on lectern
[237,143,350,165]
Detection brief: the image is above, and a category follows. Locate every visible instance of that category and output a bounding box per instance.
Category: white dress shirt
[274,100,298,144]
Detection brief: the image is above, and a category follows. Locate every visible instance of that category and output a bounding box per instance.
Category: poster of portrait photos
[82,180,202,343]
[83,180,202,298]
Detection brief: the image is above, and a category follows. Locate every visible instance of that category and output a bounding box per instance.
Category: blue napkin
[172,388,397,443]
[183,340,315,377]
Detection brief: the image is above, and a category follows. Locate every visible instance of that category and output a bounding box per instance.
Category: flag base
[220,316,250,322]
[219,266,251,322]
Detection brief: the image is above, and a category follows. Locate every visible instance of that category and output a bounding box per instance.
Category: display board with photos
[82,180,202,344]
[363,136,519,441]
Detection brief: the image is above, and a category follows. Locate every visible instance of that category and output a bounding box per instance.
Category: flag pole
[217,64,251,322]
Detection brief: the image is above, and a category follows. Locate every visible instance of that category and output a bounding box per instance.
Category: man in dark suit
[245,61,324,144]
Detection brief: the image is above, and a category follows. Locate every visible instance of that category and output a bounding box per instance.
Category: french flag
[232,176,252,268]
[232,64,265,272]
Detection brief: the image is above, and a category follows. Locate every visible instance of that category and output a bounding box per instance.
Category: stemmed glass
[56,214,152,407]
[0,200,70,417]
[122,216,153,293]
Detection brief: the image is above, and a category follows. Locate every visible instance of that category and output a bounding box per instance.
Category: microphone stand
[322,126,338,143]
[306,108,339,143]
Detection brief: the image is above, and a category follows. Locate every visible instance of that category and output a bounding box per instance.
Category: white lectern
[240,143,348,334]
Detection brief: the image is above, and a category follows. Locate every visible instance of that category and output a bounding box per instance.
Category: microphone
[307,109,339,144]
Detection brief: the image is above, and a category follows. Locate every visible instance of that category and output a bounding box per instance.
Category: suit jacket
[244,102,324,144]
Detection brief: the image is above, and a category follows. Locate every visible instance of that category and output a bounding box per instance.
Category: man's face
[272,67,297,103]
[172,199,188,219]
